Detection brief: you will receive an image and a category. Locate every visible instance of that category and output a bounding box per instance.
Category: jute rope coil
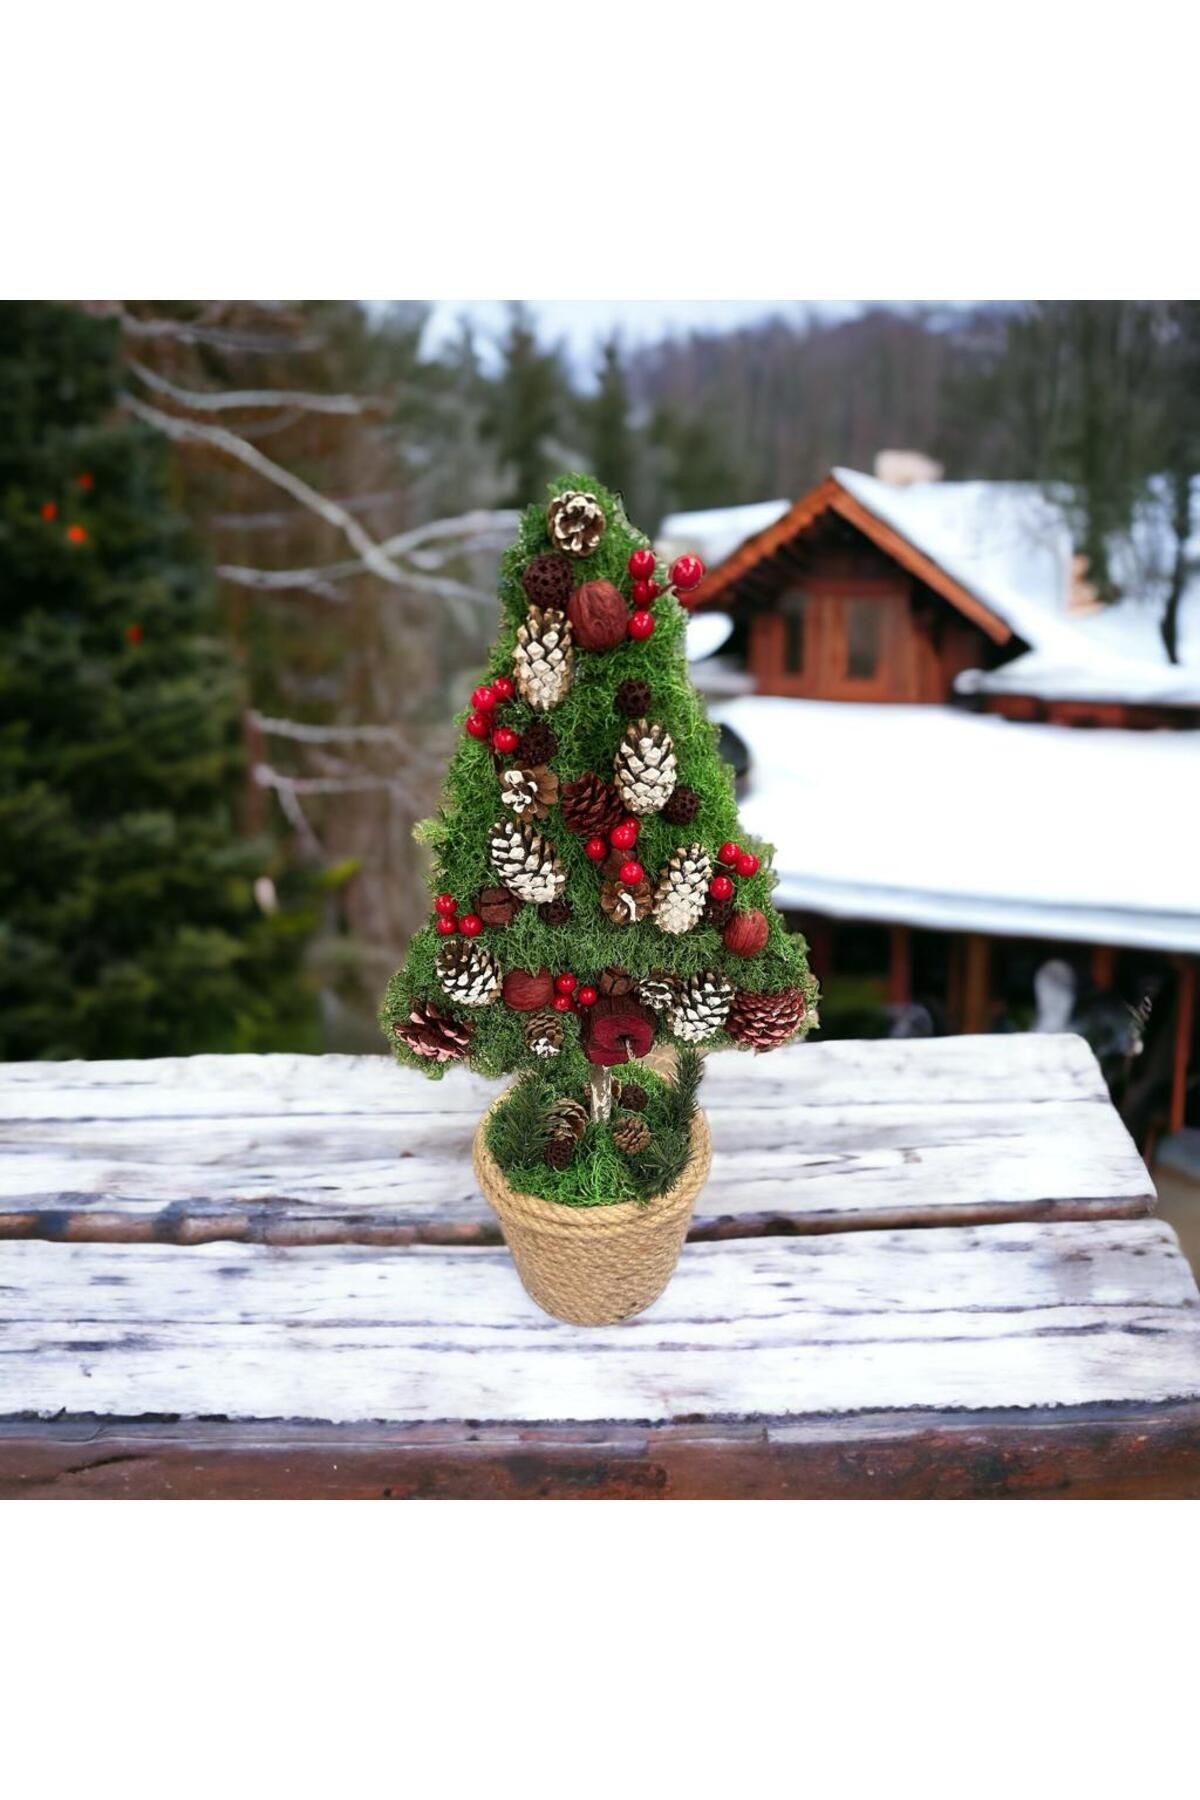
[473,1103,712,1326]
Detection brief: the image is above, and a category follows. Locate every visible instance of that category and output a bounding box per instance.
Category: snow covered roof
[665,470,1200,708]
[713,696,1200,953]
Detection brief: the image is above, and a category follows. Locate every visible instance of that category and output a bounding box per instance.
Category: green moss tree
[382,474,817,1197]
[0,301,317,1058]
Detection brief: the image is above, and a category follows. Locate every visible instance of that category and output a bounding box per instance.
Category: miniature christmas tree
[381,475,818,1206]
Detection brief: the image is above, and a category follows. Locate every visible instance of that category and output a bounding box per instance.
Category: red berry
[628,610,655,641]
[631,578,660,605]
[576,985,598,1007]
[585,836,608,862]
[718,841,741,868]
[66,524,88,544]
[40,501,57,521]
[670,553,705,592]
[491,726,519,753]
[471,684,497,712]
[465,712,489,740]
[609,820,638,851]
[458,913,483,937]
[124,623,144,646]
[492,675,514,701]
[552,993,573,1013]
[434,893,458,916]
[619,859,645,886]
[78,473,94,491]
[628,548,656,579]
[435,915,458,936]
[735,851,760,878]
[710,875,734,902]
[554,972,577,994]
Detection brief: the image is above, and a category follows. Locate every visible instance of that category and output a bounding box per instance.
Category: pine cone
[662,785,700,826]
[598,967,636,996]
[392,1001,473,1063]
[488,817,566,905]
[538,897,572,925]
[613,1114,651,1155]
[726,986,807,1050]
[475,884,520,928]
[667,971,734,1043]
[616,678,652,717]
[544,1137,574,1170]
[524,1008,564,1058]
[521,553,573,609]
[601,877,652,926]
[616,1081,647,1111]
[637,973,676,1014]
[547,489,606,557]
[514,721,557,766]
[514,606,573,713]
[704,894,735,928]
[615,721,677,816]
[499,763,559,823]
[435,939,501,1009]
[545,1095,588,1147]
[652,843,713,935]
[561,771,625,837]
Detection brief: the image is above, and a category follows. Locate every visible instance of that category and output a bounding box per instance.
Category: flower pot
[472,1105,712,1326]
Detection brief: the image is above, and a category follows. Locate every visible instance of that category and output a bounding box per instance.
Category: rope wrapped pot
[473,1104,712,1326]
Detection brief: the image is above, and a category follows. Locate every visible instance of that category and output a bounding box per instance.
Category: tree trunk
[1162,467,1192,665]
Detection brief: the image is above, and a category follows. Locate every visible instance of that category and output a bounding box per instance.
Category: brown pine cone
[704,894,735,928]
[600,877,652,926]
[725,985,807,1050]
[547,489,606,557]
[538,897,572,925]
[521,553,573,609]
[616,678,651,717]
[524,1009,565,1058]
[613,1114,651,1154]
[475,885,520,928]
[662,785,700,826]
[392,1001,473,1063]
[616,1081,647,1112]
[544,1137,574,1170]
[561,771,625,836]
[545,1095,588,1146]
[515,721,557,766]
[599,967,636,996]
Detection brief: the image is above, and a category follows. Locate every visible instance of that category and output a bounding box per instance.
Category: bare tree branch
[250,712,427,751]
[101,304,321,355]
[129,358,383,417]
[214,508,520,603]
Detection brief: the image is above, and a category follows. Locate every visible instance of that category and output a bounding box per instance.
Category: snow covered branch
[129,358,383,417]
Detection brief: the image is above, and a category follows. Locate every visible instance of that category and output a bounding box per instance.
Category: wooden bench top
[2,1035,1198,1499]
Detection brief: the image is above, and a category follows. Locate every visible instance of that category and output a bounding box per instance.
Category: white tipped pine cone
[600,877,652,926]
[652,843,712,935]
[392,1001,473,1063]
[614,721,677,816]
[435,939,501,1009]
[488,818,566,905]
[637,973,676,1014]
[498,763,558,823]
[667,971,733,1043]
[546,489,606,557]
[514,606,573,713]
[524,1009,564,1058]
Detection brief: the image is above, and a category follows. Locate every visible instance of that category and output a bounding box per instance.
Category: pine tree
[381,474,818,1189]
[585,336,638,508]
[0,301,317,1058]
[483,304,565,505]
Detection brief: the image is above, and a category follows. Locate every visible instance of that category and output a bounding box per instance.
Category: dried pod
[566,579,628,651]
[475,884,520,928]
[723,908,770,957]
[583,994,657,1067]
[521,552,573,609]
[502,967,555,1012]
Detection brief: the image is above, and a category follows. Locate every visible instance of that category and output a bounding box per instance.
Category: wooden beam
[1091,945,1117,990]
[1170,958,1196,1134]
[963,934,991,1034]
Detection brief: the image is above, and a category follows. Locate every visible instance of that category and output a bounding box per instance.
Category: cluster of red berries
[550,971,598,1013]
[463,674,518,750]
[622,548,706,642]
[432,893,483,938]
[584,814,642,883]
[709,839,760,903]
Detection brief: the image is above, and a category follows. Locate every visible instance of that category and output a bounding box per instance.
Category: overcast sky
[420,299,863,378]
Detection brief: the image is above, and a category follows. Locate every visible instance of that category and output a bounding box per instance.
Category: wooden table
[2,1035,1199,1499]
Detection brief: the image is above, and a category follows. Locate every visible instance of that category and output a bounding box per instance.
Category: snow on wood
[2,1221,1197,1423]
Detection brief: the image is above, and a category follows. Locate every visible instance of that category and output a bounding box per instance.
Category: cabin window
[780,589,808,673]
[844,597,882,681]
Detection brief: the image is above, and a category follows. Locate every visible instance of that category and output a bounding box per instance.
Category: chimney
[874,450,944,487]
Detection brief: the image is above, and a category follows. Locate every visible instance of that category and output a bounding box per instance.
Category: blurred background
[2,297,1197,1249]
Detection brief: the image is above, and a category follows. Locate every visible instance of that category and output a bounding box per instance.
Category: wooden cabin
[662,467,1200,1148]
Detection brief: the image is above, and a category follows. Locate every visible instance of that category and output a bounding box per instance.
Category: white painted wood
[0,1033,1109,1122]
[1,1221,1197,1423]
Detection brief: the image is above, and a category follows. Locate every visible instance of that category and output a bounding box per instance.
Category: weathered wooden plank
[0,1033,1109,1122]
[5,1404,1200,1499]
[3,1221,1197,1425]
